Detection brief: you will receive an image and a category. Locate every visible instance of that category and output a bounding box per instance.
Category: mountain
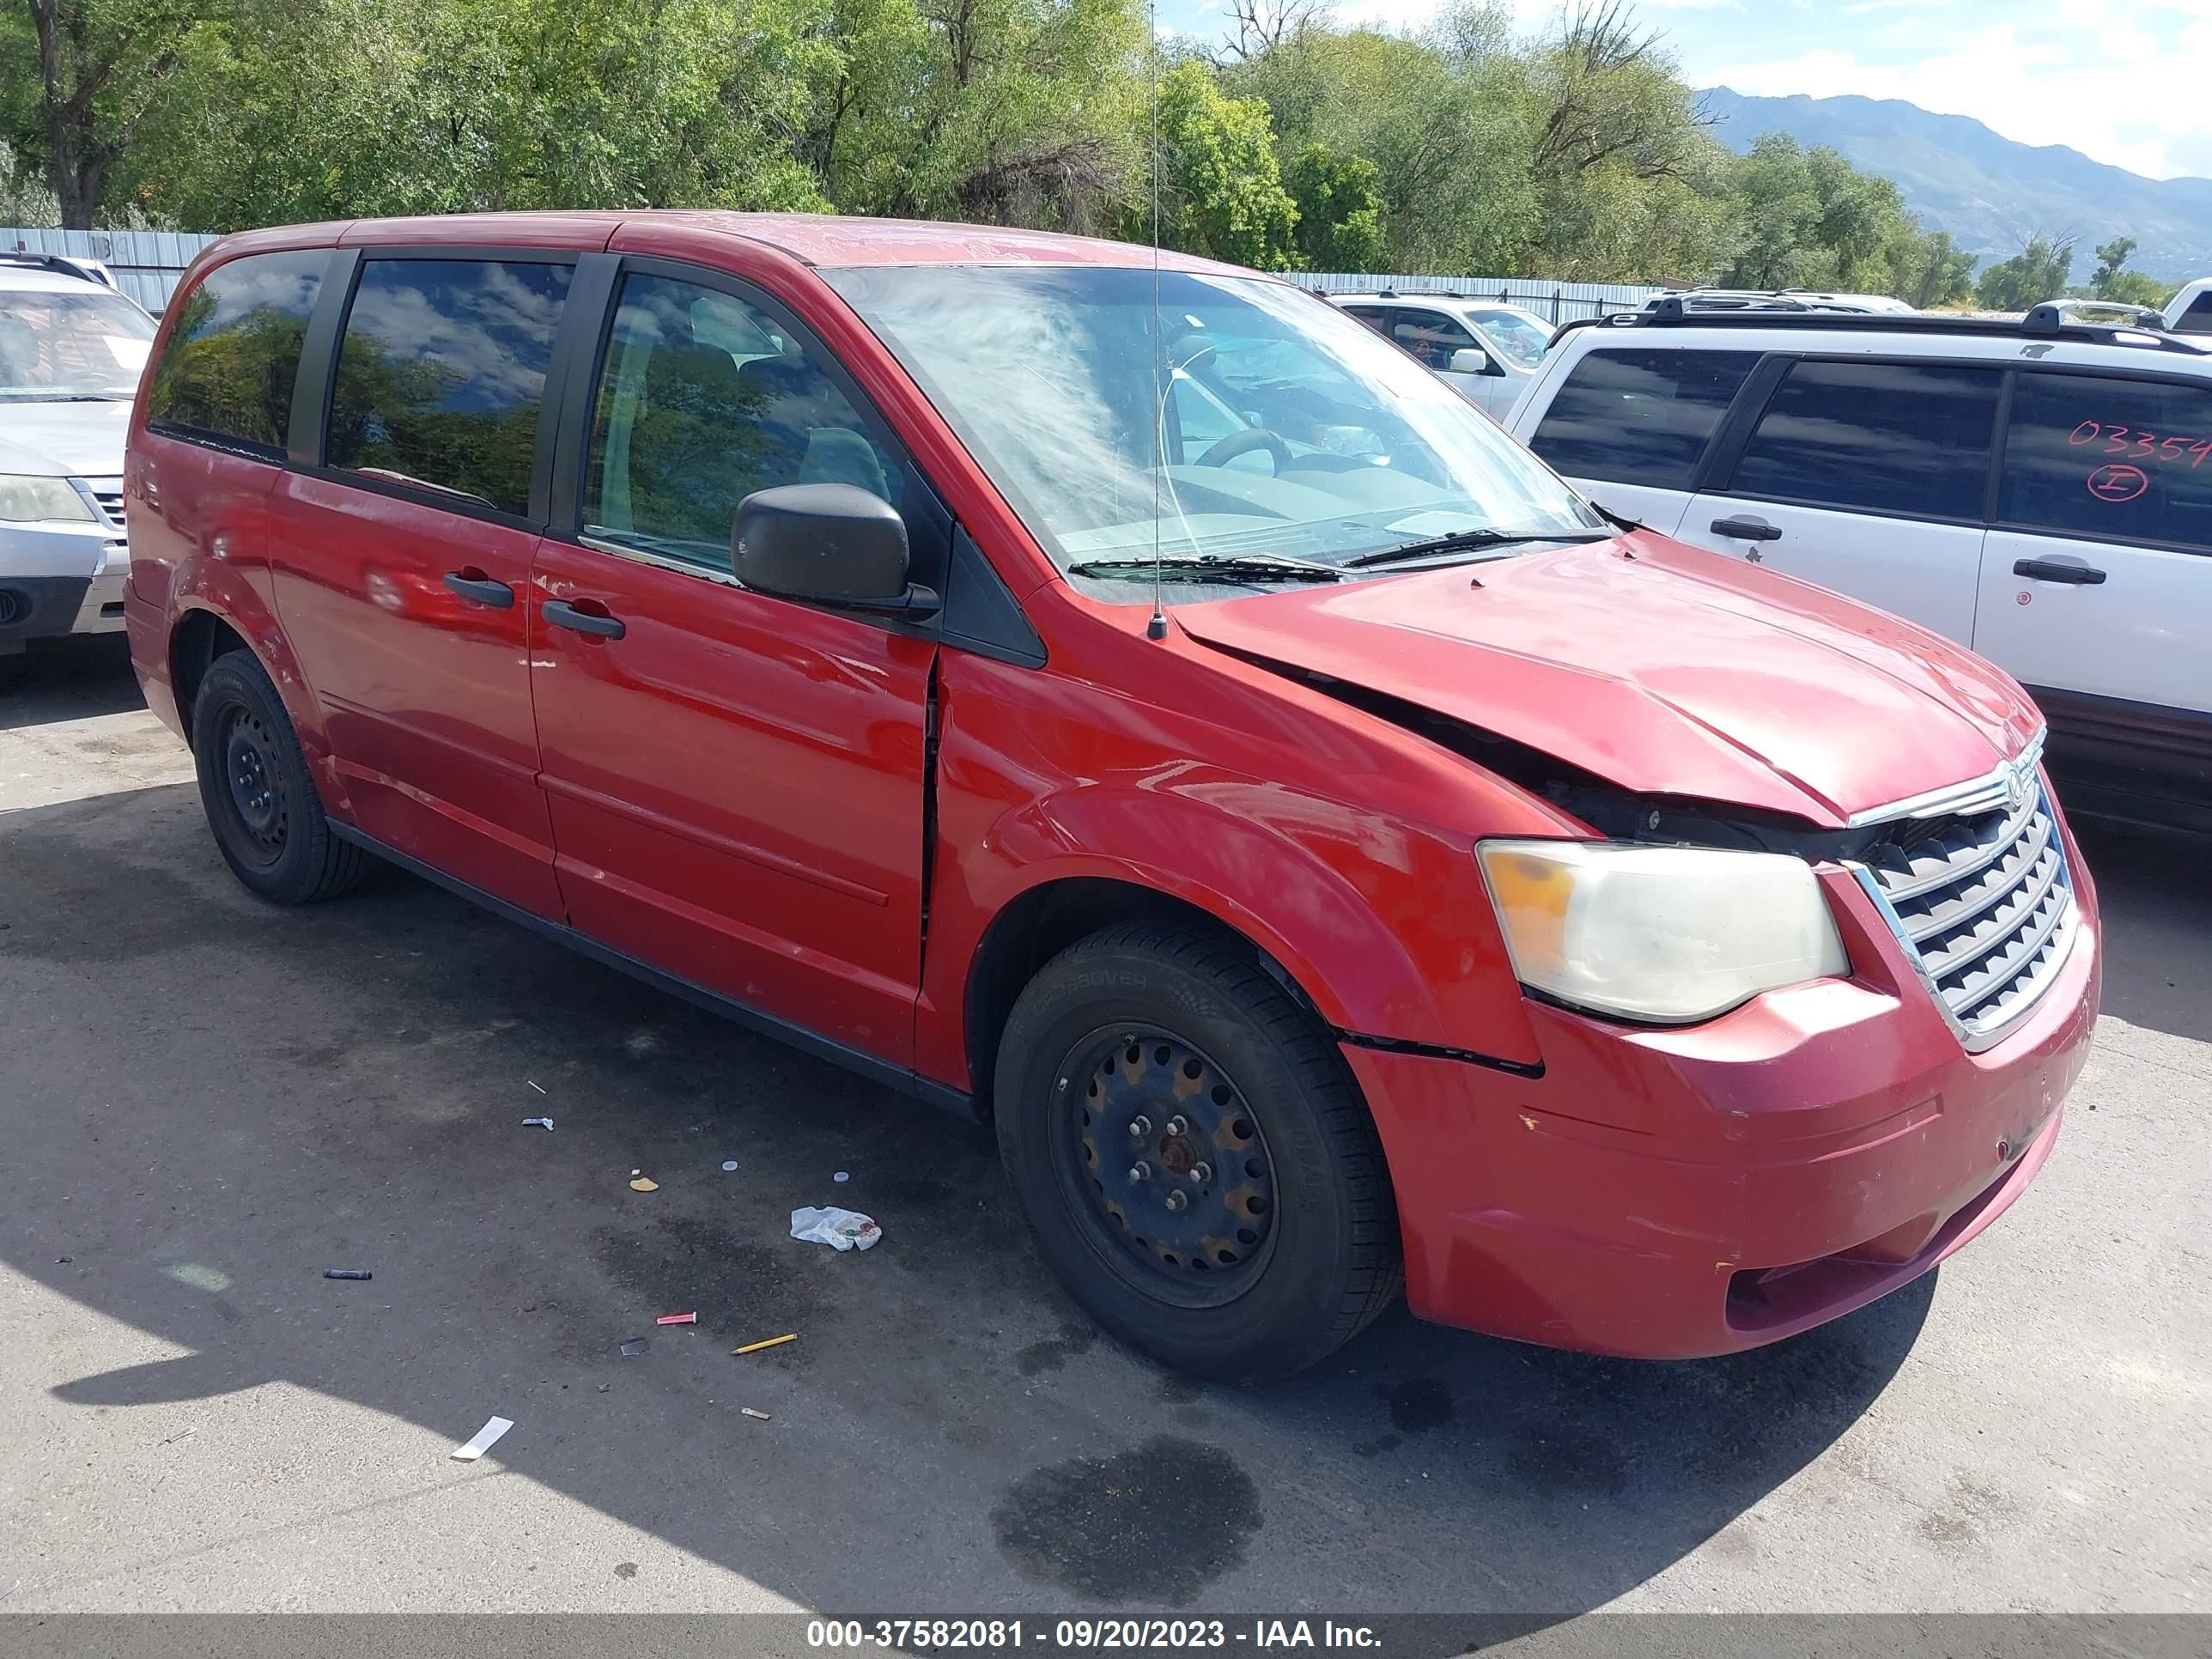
[1699,88,2212,282]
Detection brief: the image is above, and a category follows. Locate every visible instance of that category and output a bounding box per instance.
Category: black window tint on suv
[326,258,574,518]
[1729,359,2001,520]
[1528,347,1757,489]
[145,250,326,455]
[2000,371,2212,550]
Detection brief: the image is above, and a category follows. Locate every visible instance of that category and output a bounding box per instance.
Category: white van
[1505,301,2212,831]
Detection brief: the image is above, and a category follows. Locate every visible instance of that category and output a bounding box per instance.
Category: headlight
[0,474,94,523]
[1477,839,1849,1024]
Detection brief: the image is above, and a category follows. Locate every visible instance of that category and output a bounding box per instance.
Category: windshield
[823,266,1602,599]
[0,288,155,400]
[1463,307,1552,370]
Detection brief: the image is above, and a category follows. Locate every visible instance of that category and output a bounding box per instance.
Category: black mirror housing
[732,483,932,614]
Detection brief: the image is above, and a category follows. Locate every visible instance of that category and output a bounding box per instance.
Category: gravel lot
[1,634,2206,1621]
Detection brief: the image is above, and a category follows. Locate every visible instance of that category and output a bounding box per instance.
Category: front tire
[994,921,1401,1382]
[191,650,365,903]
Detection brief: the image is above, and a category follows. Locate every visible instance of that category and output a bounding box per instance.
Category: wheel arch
[959,873,1344,1124]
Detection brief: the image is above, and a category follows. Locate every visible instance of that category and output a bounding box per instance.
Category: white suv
[0,252,155,656]
[1505,301,2212,832]
[1331,292,1555,418]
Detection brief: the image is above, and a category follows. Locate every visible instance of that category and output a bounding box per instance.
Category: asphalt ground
[1,634,2205,1631]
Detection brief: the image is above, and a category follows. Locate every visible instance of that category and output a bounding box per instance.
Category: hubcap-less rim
[1052,1025,1278,1305]
[219,705,289,865]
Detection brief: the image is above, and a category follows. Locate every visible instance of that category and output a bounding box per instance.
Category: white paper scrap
[450,1416,514,1462]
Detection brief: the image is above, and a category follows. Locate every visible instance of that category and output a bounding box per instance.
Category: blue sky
[1155,0,2212,180]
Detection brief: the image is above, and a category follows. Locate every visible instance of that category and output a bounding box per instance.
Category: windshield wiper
[1066,555,1343,585]
[1340,526,1613,569]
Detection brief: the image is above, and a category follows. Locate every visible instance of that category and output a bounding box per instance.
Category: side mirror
[1449,347,1492,375]
[731,483,939,617]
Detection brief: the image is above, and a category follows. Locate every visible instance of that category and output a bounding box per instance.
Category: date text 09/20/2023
[806,1620,1381,1650]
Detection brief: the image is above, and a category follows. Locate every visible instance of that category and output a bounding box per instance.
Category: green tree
[14,0,222,226]
[1975,232,2075,311]
[1139,57,1297,268]
[1890,228,1975,309]
[2083,235,2178,309]
[1282,142,1381,270]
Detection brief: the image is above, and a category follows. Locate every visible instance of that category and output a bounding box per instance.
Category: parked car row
[112,211,2106,1381]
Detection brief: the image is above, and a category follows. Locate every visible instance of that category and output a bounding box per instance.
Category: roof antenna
[1146,0,1169,642]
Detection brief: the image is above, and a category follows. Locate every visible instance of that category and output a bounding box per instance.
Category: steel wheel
[1052,1024,1279,1307]
[217,704,289,866]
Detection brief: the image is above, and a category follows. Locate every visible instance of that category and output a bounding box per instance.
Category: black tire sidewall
[191,653,331,903]
[996,934,1372,1382]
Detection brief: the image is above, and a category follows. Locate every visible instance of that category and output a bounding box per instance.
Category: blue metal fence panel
[1293,271,1663,325]
[2,226,221,310]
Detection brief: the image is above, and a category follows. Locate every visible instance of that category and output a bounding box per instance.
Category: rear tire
[191,650,365,903]
[994,921,1401,1383]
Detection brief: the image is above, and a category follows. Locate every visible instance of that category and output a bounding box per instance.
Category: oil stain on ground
[1379,1378,1455,1433]
[1016,1321,1097,1376]
[993,1436,1260,1603]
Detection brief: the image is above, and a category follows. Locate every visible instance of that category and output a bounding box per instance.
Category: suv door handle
[2013,558,2106,586]
[542,598,625,639]
[1711,516,1783,542]
[443,571,514,608]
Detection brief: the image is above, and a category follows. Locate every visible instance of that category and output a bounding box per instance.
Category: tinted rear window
[1729,359,2001,520]
[1999,371,2212,550]
[145,251,326,455]
[2172,292,2212,333]
[1528,347,1757,489]
[326,258,573,518]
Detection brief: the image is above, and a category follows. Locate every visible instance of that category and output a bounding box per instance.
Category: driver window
[584,273,896,569]
[1389,310,1476,372]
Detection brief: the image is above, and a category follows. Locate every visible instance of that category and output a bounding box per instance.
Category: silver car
[0,253,154,656]
[1330,292,1556,419]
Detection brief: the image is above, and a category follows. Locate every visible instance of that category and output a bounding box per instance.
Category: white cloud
[1705,13,2212,181]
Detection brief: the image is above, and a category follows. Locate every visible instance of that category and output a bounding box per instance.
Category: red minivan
[124,213,2101,1380]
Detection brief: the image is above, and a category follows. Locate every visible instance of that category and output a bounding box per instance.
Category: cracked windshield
[826,265,1605,596]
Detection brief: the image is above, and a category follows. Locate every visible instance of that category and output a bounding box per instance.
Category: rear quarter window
[2000,371,2212,550]
[144,250,327,456]
[1527,347,1757,489]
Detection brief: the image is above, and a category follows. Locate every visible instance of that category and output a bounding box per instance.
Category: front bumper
[1349,857,2101,1358]
[1,515,129,646]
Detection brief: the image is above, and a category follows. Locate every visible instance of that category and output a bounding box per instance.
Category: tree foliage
[1975,233,2075,311]
[0,0,2182,307]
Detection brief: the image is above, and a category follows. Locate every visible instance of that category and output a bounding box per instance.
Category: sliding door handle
[542,599,626,639]
[1711,516,1783,542]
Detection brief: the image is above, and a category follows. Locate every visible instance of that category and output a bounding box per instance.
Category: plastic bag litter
[790,1206,881,1251]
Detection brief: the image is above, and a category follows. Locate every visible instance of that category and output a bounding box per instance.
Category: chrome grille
[1861,783,2076,1048]
[76,478,125,529]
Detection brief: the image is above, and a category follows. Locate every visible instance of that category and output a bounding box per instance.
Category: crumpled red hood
[1176,534,2042,828]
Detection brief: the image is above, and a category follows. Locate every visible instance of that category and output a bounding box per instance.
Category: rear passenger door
[1679,357,2002,643]
[268,252,575,918]
[1976,368,2212,822]
[527,261,940,1063]
[1518,345,1759,532]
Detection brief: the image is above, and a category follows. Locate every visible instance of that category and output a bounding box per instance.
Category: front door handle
[443,571,514,608]
[542,598,626,640]
[2012,558,2107,586]
[1711,516,1784,542]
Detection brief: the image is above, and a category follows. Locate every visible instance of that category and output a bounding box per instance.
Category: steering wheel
[1194,427,1293,472]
